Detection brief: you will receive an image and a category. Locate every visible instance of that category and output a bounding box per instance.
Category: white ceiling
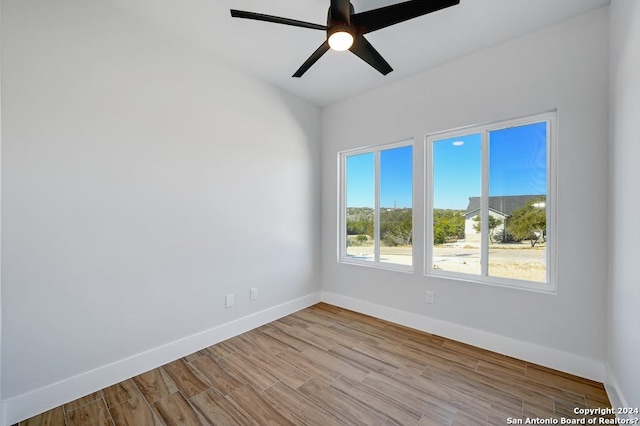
[103,0,610,106]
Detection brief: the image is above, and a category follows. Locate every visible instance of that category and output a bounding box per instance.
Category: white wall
[1,0,320,420]
[321,8,609,379]
[0,0,3,421]
[608,0,640,410]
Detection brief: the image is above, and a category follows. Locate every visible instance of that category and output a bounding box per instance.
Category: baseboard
[604,365,636,422]
[3,292,321,426]
[321,291,605,382]
[604,366,628,409]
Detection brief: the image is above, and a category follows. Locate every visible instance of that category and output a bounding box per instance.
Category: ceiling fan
[230,0,460,77]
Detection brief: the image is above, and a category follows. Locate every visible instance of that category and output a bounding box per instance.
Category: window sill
[339,258,414,274]
[425,269,557,294]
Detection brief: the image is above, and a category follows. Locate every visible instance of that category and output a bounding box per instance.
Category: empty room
[1,0,638,425]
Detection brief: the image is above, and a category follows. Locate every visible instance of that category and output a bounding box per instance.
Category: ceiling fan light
[328,31,354,51]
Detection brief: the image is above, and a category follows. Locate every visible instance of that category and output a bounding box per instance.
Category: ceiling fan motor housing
[328,2,355,27]
[327,3,356,51]
[328,23,353,38]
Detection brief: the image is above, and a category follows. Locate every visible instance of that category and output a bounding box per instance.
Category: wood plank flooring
[19,303,613,425]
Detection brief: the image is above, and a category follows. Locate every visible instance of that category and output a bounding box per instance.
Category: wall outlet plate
[425,290,435,304]
[225,294,234,308]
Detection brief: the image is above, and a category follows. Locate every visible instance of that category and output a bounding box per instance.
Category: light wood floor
[20,303,612,425]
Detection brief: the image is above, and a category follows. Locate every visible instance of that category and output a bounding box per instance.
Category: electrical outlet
[425,290,435,304]
[225,294,234,308]
[250,287,258,301]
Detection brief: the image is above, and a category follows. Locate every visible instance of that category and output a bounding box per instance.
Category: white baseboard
[604,365,635,421]
[321,291,605,382]
[3,292,321,426]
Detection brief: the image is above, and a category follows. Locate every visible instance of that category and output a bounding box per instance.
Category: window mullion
[481,130,489,277]
[425,138,433,275]
[545,119,553,285]
[339,154,346,261]
[374,149,381,263]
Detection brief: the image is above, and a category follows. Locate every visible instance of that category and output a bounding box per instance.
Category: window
[426,112,556,291]
[339,141,413,270]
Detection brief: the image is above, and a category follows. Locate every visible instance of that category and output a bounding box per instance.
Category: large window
[426,112,556,291]
[339,141,413,270]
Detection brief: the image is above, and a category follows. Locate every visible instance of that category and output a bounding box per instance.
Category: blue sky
[433,133,482,210]
[346,122,547,210]
[381,145,413,208]
[346,146,413,208]
[346,152,375,208]
[488,122,547,197]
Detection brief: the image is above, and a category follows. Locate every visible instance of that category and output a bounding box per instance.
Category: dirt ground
[346,242,547,282]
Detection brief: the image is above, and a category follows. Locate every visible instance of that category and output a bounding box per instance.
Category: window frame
[338,139,415,273]
[425,111,557,293]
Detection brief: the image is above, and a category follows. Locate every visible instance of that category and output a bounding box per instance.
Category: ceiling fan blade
[230,10,327,31]
[293,41,331,78]
[330,0,351,23]
[351,0,459,34]
[349,35,393,75]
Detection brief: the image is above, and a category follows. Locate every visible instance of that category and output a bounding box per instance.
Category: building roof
[465,195,544,217]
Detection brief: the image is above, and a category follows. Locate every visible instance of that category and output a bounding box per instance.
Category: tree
[346,207,413,247]
[380,208,412,246]
[506,197,547,247]
[433,210,465,245]
[472,215,503,242]
[346,208,374,238]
